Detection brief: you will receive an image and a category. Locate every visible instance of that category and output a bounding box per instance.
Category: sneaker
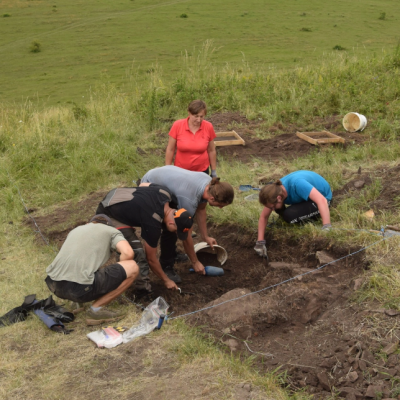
[85,307,126,326]
[175,253,189,263]
[163,266,182,284]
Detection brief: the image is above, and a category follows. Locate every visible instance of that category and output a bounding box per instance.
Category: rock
[301,296,321,324]
[387,354,399,367]
[338,387,364,399]
[235,325,252,340]
[353,278,364,290]
[361,349,376,364]
[348,371,359,382]
[205,288,260,326]
[243,383,251,392]
[316,251,335,266]
[319,358,335,369]
[365,385,383,398]
[354,180,365,189]
[384,309,400,317]
[363,209,375,220]
[358,360,367,371]
[317,372,331,391]
[377,368,396,380]
[346,393,356,400]
[223,338,239,352]
[383,342,398,355]
[234,383,251,400]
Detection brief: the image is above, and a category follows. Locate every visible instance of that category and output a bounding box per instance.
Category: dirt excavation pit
[139,227,400,400]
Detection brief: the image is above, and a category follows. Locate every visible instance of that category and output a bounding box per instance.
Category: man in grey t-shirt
[45,215,139,325]
[141,166,234,282]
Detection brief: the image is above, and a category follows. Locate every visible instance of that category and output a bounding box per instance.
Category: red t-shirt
[169,118,216,172]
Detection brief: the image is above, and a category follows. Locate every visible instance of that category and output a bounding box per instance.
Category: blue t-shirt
[281,171,332,205]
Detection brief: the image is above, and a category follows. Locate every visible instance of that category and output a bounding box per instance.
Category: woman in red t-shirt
[165,100,217,177]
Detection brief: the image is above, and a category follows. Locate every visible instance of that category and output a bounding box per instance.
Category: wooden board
[215,130,245,147]
[296,130,345,145]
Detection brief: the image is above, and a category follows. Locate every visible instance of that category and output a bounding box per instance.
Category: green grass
[2,11,400,398]
[0,0,399,105]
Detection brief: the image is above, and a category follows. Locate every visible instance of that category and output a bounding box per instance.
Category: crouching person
[45,215,139,325]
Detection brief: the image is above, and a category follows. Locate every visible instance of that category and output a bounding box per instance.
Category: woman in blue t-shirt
[254,171,332,257]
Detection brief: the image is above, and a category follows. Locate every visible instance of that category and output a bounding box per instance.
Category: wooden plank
[296,130,345,145]
[215,130,245,147]
[296,131,318,145]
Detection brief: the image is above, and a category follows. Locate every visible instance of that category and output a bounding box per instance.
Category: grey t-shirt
[141,166,211,216]
[46,223,125,285]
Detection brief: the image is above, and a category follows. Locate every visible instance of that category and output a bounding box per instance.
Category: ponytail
[259,180,284,206]
[208,177,234,204]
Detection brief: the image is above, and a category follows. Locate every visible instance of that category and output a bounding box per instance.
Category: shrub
[333,45,346,51]
[379,12,386,20]
[3,13,11,17]
[30,41,42,53]
[180,13,188,18]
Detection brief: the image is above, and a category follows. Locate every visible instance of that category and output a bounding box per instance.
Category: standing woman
[165,100,217,177]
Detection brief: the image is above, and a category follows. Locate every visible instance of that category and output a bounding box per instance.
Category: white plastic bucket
[343,112,367,132]
[193,242,228,265]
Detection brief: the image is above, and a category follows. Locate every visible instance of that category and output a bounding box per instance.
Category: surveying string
[168,236,387,321]
[7,169,392,322]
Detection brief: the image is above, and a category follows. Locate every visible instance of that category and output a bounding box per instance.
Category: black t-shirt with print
[100,185,176,248]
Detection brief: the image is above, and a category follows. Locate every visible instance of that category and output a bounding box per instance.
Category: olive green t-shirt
[46,223,125,285]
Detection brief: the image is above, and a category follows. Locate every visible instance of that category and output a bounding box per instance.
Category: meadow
[0,0,399,104]
[1,0,400,399]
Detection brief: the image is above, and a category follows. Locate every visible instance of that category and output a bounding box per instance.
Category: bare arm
[257,207,273,241]
[182,228,205,275]
[207,140,217,171]
[115,240,134,261]
[308,188,331,225]
[196,202,217,248]
[144,242,178,289]
[165,137,177,165]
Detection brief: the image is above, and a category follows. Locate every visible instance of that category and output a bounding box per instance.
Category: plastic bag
[122,297,169,343]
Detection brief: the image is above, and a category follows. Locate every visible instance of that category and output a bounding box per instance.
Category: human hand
[204,236,217,249]
[321,223,332,232]
[192,260,206,275]
[164,279,179,290]
[254,240,268,257]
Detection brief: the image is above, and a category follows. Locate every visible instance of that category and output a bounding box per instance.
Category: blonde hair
[259,180,284,205]
[208,177,234,204]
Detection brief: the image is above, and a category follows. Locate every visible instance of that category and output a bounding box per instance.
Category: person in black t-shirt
[96,185,193,289]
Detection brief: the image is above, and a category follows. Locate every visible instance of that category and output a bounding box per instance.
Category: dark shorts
[45,263,127,303]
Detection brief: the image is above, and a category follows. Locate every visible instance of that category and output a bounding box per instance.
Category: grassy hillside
[0,0,399,104]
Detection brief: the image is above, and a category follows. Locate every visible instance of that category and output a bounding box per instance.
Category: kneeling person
[45,215,139,325]
[255,170,332,257]
[97,184,192,287]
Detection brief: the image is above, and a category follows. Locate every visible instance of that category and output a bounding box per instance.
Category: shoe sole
[86,315,125,326]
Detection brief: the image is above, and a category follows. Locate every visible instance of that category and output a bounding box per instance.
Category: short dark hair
[90,214,113,226]
[188,100,207,115]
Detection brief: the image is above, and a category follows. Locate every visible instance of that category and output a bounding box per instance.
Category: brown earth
[23,113,400,399]
[206,112,367,163]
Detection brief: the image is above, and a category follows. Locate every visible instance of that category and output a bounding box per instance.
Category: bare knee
[118,260,139,280]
